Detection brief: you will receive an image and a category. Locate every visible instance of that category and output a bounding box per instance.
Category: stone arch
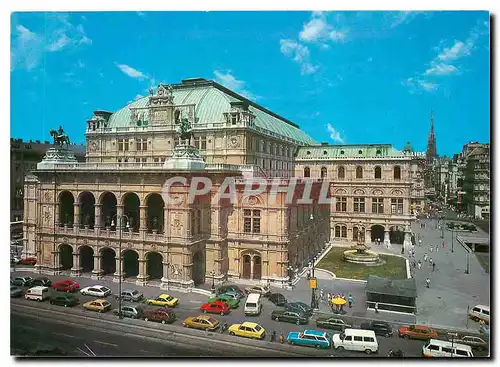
[100,247,116,275]
[371,225,385,242]
[99,192,117,228]
[242,254,251,279]
[59,191,75,227]
[391,189,404,196]
[146,251,163,280]
[78,191,95,229]
[335,188,347,195]
[320,167,327,178]
[192,251,205,285]
[122,192,140,232]
[241,195,263,206]
[59,243,73,270]
[122,249,139,278]
[241,251,262,280]
[356,166,363,179]
[337,166,345,179]
[374,166,382,179]
[389,226,404,244]
[353,189,366,195]
[146,193,165,233]
[78,245,94,272]
[394,165,401,180]
[304,167,311,178]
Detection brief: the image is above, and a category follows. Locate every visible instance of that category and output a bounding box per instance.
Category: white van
[422,339,474,357]
[25,286,49,302]
[244,293,262,316]
[331,328,378,354]
[469,305,490,324]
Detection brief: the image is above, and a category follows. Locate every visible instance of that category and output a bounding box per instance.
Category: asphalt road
[10,271,489,357]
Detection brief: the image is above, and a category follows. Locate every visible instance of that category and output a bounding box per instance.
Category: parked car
[479,324,490,338]
[143,308,176,324]
[52,280,80,293]
[222,290,244,300]
[450,335,488,351]
[398,325,438,340]
[10,285,23,298]
[12,276,34,287]
[316,317,352,331]
[32,277,52,287]
[287,329,331,349]
[360,321,394,337]
[118,289,144,302]
[113,305,144,319]
[271,309,309,325]
[11,257,21,264]
[268,293,287,306]
[80,285,112,298]
[207,294,240,309]
[216,285,245,299]
[228,321,266,340]
[244,285,271,297]
[145,294,179,307]
[50,294,79,307]
[183,315,220,331]
[200,300,231,315]
[82,299,111,313]
[285,302,313,317]
[19,257,37,265]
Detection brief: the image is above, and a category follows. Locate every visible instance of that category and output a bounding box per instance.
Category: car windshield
[208,317,217,324]
[103,301,111,306]
[164,296,173,301]
[254,325,262,331]
[131,290,139,295]
[101,287,110,292]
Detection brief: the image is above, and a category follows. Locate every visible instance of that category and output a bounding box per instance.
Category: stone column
[71,252,82,276]
[54,203,61,227]
[384,230,391,248]
[73,203,80,232]
[136,258,148,285]
[161,262,170,287]
[51,250,60,272]
[250,255,254,280]
[139,205,147,233]
[403,231,412,253]
[91,254,102,279]
[94,204,102,233]
[116,205,124,231]
[163,207,169,239]
[365,228,372,245]
[113,255,123,283]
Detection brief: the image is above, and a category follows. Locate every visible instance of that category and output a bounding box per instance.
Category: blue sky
[10,11,490,156]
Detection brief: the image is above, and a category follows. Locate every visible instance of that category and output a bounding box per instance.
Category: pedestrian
[429,257,433,267]
[348,294,353,308]
[419,239,422,246]
[424,253,428,262]
[374,302,379,313]
[429,245,433,253]
[412,260,416,269]
[417,260,422,270]
[435,244,439,253]
[426,278,431,288]
[432,262,436,272]
[327,292,331,303]
[442,241,446,249]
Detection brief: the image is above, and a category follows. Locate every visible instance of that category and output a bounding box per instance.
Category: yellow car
[228,321,266,340]
[83,299,111,313]
[183,315,220,331]
[145,294,179,307]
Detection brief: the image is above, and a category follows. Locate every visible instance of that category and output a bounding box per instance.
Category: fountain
[342,227,381,265]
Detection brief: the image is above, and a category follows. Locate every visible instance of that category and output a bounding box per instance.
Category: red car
[200,301,231,315]
[19,257,37,265]
[52,280,80,293]
[143,308,176,324]
[398,325,439,340]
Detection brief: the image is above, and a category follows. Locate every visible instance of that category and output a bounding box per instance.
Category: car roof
[159,294,171,297]
[241,322,259,328]
[123,289,136,292]
[195,315,212,320]
[304,330,327,337]
[93,299,108,302]
[473,305,490,310]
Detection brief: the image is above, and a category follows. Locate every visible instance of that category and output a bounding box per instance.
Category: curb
[314,268,336,279]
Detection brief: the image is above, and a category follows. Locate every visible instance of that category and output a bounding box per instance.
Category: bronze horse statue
[49,128,70,147]
[175,118,194,144]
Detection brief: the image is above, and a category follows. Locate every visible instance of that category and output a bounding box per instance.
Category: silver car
[10,285,23,297]
[113,305,144,319]
[119,289,144,302]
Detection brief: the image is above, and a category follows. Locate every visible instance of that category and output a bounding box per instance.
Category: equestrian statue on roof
[49,125,71,147]
[175,117,194,145]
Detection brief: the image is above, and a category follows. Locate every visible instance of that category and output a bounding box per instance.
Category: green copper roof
[295,144,405,159]
[106,82,317,145]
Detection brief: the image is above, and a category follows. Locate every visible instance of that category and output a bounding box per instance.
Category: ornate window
[136,138,147,151]
[354,198,365,212]
[391,198,404,214]
[118,139,129,152]
[338,166,345,179]
[321,167,327,178]
[374,166,382,179]
[372,198,384,214]
[201,137,207,150]
[244,209,261,234]
[304,167,311,177]
[394,166,401,180]
[356,166,363,179]
[334,225,347,238]
[335,197,347,212]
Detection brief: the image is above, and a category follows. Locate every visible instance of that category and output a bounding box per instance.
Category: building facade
[461,142,490,219]
[23,78,417,288]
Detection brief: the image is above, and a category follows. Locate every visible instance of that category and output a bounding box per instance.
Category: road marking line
[94,340,118,347]
[53,332,75,338]
[189,300,200,303]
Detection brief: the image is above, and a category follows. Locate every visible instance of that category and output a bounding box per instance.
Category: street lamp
[451,228,455,253]
[211,270,216,293]
[440,221,444,238]
[287,265,294,286]
[310,255,318,310]
[111,214,129,320]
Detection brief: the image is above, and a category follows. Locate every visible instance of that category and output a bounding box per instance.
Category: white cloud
[136,12,146,17]
[437,40,470,62]
[213,70,258,100]
[329,30,347,42]
[326,123,345,143]
[47,34,71,52]
[134,94,144,100]
[280,39,318,75]
[11,25,42,71]
[116,64,148,79]
[424,62,458,76]
[76,60,85,68]
[390,11,421,28]
[403,77,438,93]
[299,12,347,44]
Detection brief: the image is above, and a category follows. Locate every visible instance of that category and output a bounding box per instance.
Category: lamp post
[111,214,129,320]
[310,255,318,311]
[465,252,470,274]
[440,222,444,238]
[287,265,293,286]
[451,228,454,253]
[210,270,216,293]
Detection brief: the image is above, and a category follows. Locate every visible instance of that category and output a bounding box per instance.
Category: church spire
[426,110,437,162]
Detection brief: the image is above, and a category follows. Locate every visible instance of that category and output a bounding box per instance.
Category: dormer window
[340,150,345,155]
[306,151,311,155]
[376,150,382,156]
[323,150,328,155]
[358,150,363,155]
[231,112,239,125]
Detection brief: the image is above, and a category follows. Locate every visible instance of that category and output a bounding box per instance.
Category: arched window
[304,167,311,177]
[338,166,345,179]
[356,166,363,179]
[374,166,382,179]
[341,225,347,238]
[321,167,327,178]
[335,225,341,237]
[394,166,401,180]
